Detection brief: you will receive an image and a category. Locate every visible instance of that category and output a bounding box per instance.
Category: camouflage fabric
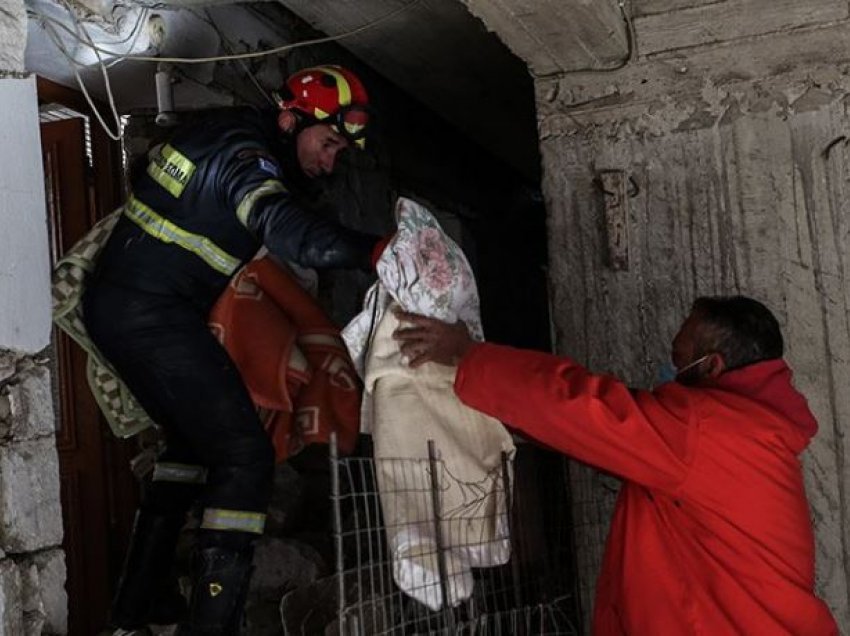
[51,208,154,438]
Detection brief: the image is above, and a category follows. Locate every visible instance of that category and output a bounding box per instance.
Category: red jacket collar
[701,359,818,451]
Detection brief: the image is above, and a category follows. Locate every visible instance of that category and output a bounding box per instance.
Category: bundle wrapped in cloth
[51,207,359,461]
[343,197,515,610]
[210,255,361,462]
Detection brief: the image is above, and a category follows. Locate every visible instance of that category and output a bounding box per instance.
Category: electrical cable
[199,7,275,107]
[105,7,149,68]
[68,0,122,135]
[40,4,123,140]
[28,4,147,50]
[29,0,424,140]
[30,0,424,65]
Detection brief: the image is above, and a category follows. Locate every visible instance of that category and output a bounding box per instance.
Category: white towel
[342,197,515,610]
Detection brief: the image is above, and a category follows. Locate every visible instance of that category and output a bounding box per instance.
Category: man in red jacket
[393,296,839,635]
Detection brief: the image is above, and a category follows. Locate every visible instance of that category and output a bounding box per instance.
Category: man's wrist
[453,339,479,365]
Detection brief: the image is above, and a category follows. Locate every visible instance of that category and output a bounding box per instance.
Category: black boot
[110,509,189,630]
[177,546,254,635]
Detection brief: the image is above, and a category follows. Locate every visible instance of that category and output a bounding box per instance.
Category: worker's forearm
[454,343,691,489]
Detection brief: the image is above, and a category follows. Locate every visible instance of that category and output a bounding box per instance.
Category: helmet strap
[289,110,324,137]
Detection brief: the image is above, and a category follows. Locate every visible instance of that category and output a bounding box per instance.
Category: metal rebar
[501,451,523,615]
[427,440,456,634]
[348,458,367,633]
[330,432,346,636]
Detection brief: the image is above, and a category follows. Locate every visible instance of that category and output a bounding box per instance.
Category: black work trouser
[83,280,274,551]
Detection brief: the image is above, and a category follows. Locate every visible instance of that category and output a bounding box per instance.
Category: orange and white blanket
[210,256,361,462]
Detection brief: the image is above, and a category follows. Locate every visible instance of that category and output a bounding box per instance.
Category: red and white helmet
[275,65,370,149]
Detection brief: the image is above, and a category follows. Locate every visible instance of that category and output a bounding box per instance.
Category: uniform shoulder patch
[236,148,281,178]
[257,157,280,178]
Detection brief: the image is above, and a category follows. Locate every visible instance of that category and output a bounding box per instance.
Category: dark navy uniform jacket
[95,107,377,312]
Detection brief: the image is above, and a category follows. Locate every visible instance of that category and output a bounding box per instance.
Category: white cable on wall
[30,0,423,65]
[66,0,122,136]
[42,17,123,141]
[105,7,149,69]
[29,0,423,140]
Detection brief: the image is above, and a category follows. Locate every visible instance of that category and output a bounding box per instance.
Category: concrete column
[0,76,53,352]
[0,1,68,633]
[0,1,52,351]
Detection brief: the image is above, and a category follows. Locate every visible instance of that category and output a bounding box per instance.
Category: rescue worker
[393,296,839,635]
[84,65,385,635]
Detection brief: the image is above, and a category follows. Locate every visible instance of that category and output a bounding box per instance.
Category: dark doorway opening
[39,77,139,636]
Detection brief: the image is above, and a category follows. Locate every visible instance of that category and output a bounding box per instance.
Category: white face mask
[654,354,710,388]
[674,354,711,386]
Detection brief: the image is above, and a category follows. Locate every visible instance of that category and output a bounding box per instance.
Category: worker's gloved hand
[370,232,395,270]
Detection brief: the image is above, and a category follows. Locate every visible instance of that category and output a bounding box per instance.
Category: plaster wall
[0,77,52,354]
[0,4,70,633]
[531,8,850,630]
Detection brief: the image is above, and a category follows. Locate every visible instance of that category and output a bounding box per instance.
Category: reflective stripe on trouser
[201,508,266,535]
[82,283,275,550]
[123,196,240,275]
[152,462,208,484]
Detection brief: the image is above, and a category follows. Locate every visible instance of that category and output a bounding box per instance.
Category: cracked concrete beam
[634,0,847,56]
[459,0,629,76]
[534,17,850,135]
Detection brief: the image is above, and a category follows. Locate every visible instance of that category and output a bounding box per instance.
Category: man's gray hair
[692,296,784,371]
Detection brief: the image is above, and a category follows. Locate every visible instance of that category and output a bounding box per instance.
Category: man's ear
[706,352,726,378]
[277,110,297,134]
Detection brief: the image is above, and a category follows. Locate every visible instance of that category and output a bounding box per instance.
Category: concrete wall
[0,78,52,352]
[0,13,68,636]
[0,357,67,635]
[530,1,850,629]
[0,0,27,75]
[0,3,69,634]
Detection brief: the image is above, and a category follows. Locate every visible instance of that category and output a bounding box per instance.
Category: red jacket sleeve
[454,343,697,491]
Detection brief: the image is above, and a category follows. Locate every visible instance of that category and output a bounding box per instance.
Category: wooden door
[41,109,139,634]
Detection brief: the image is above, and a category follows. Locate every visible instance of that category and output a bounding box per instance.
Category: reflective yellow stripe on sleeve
[235,180,287,228]
[124,196,240,275]
[147,144,196,198]
[201,508,266,534]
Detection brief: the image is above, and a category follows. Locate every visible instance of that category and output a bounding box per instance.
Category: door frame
[38,76,139,635]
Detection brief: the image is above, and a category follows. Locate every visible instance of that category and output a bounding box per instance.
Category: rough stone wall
[0,3,68,632]
[0,0,27,75]
[531,1,850,630]
[0,354,67,635]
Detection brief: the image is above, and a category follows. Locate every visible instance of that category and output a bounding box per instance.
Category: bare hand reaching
[392,310,475,368]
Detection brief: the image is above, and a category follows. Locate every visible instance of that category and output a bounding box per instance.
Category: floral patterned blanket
[342,197,514,610]
[343,196,484,380]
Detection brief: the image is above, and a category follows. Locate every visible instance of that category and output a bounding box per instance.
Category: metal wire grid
[329,438,579,635]
[566,464,620,635]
